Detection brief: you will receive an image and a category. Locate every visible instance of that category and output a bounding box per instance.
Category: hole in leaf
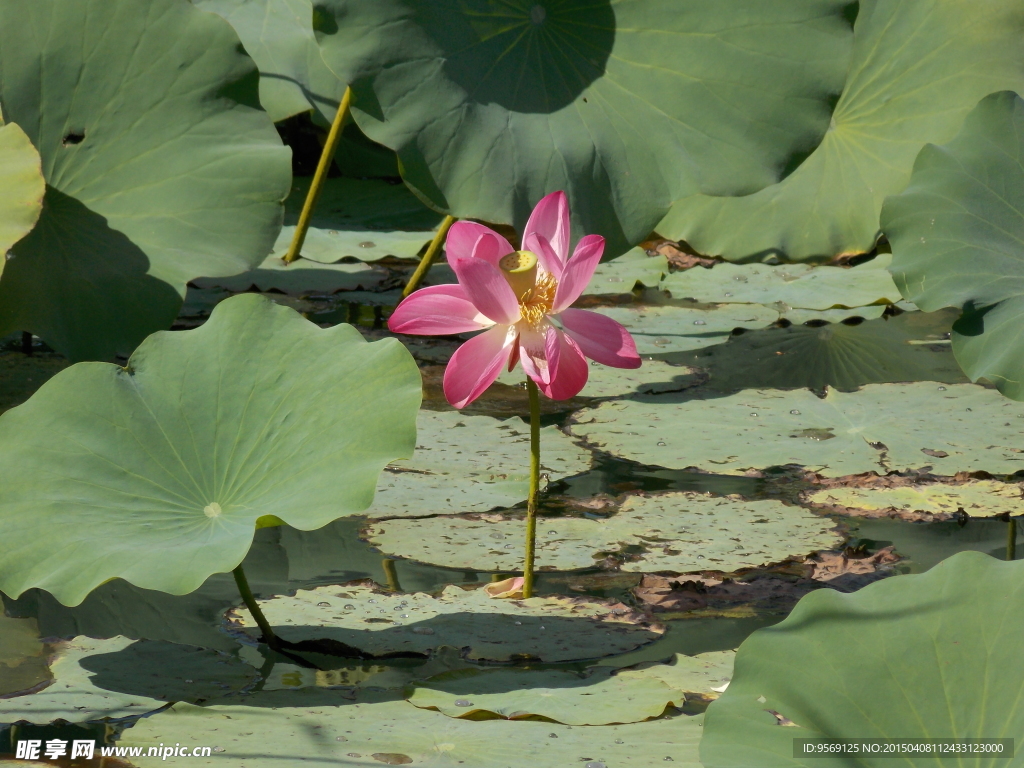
[62,131,85,146]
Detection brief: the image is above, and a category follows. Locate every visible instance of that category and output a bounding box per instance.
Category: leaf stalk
[402,215,456,297]
[283,86,353,265]
[523,377,541,598]
[232,563,279,650]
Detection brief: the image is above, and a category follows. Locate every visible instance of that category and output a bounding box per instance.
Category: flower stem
[523,377,541,598]
[283,86,353,265]
[233,564,279,649]
[1008,515,1017,561]
[402,215,456,297]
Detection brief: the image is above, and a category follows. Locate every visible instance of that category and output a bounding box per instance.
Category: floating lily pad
[0,636,256,724]
[675,311,966,392]
[806,481,1024,521]
[778,305,887,324]
[498,359,702,399]
[0,615,49,698]
[614,652,736,701]
[662,256,901,309]
[285,176,444,236]
[584,248,668,296]
[700,552,1024,767]
[316,0,852,255]
[368,410,591,519]
[885,91,1024,402]
[0,122,44,277]
[659,0,1024,262]
[0,0,291,361]
[123,689,703,767]
[226,583,663,663]
[569,383,1024,477]
[192,253,383,294]
[0,294,421,606]
[593,305,779,355]
[366,493,841,574]
[407,666,682,725]
[278,225,431,264]
[191,0,346,122]
[249,645,469,693]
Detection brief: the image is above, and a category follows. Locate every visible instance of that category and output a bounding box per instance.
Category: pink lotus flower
[389,191,641,408]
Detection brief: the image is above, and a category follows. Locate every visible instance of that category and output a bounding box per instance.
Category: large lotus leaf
[885,92,1024,401]
[584,248,668,296]
[569,383,1024,477]
[226,583,663,662]
[407,666,682,725]
[368,410,591,519]
[700,552,1024,767]
[286,177,443,231]
[614,652,736,701]
[662,256,901,309]
[594,305,779,355]
[123,689,703,768]
[365,493,841,573]
[315,0,853,255]
[0,122,43,275]
[0,636,257,724]
[497,359,702,399]
[677,311,967,392]
[191,0,346,122]
[0,294,421,606]
[0,0,292,362]
[191,253,384,294]
[659,0,1024,262]
[806,480,1024,521]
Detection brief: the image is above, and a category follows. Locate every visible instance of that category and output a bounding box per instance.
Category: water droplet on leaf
[454,699,473,707]
[790,410,801,415]
[317,602,330,607]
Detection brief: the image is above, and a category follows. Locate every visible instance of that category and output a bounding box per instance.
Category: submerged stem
[523,378,541,598]
[402,215,456,297]
[233,564,279,649]
[283,86,353,265]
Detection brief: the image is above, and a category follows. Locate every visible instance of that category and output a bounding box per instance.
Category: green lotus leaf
[676,311,967,392]
[122,689,703,768]
[279,225,432,264]
[497,359,702,400]
[249,645,469,692]
[806,480,1024,521]
[365,493,841,573]
[659,0,1024,262]
[407,666,682,725]
[584,247,668,296]
[0,122,44,276]
[191,0,346,122]
[0,615,44,670]
[286,176,442,239]
[0,294,421,606]
[661,256,901,310]
[226,583,663,662]
[315,0,853,254]
[0,636,257,724]
[778,305,887,324]
[0,351,70,416]
[0,616,49,698]
[885,91,1024,401]
[612,652,736,701]
[192,253,384,294]
[593,305,779,355]
[368,410,591,519]
[700,552,1024,767]
[0,0,292,362]
[569,383,1024,477]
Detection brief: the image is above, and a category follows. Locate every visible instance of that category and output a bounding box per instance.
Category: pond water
[1,272,1020,763]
